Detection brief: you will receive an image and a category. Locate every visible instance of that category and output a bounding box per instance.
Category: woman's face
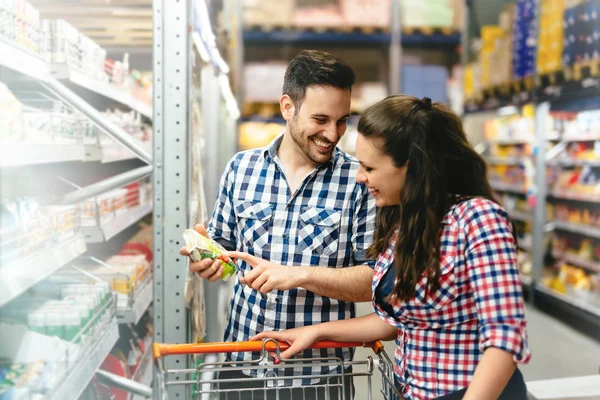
[355,133,407,207]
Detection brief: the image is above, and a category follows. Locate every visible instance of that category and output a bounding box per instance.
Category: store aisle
[353,302,600,399]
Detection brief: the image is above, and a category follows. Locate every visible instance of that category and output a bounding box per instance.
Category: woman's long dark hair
[359,95,500,302]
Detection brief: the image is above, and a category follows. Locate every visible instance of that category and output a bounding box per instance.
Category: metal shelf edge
[129,339,154,400]
[0,234,87,307]
[0,143,86,166]
[554,220,600,240]
[0,39,49,81]
[47,319,120,400]
[83,203,153,243]
[118,279,153,324]
[535,284,600,318]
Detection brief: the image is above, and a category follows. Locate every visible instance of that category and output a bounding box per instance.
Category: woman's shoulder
[445,197,511,227]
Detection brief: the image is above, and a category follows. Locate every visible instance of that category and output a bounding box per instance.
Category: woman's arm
[252,313,397,359]
[462,348,517,400]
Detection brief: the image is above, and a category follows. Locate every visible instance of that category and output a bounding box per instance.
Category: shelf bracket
[95,370,152,398]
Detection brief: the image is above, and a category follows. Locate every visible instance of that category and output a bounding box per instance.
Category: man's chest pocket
[235,201,273,249]
[297,207,341,256]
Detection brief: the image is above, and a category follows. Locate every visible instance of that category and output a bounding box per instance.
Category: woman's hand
[251,325,322,360]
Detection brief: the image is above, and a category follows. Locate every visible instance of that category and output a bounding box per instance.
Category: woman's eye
[366,167,373,172]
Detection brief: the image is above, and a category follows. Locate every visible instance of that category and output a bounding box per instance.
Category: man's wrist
[297,266,311,288]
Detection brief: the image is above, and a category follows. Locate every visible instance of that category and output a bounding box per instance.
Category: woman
[252,96,531,399]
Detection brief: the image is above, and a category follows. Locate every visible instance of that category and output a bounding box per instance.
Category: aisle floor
[353,302,600,399]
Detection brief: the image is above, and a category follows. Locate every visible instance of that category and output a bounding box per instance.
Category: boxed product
[340,0,390,28]
[292,3,344,28]
[244,0,294,27]
[244,62,287,103]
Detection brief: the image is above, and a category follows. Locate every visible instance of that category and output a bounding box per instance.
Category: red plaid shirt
[372,198,531,399]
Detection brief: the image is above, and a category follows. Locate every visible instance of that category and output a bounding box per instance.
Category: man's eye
[337,119,348,125]
[315,119,327,124]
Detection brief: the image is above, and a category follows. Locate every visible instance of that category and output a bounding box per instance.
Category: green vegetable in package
[183,229,236,281]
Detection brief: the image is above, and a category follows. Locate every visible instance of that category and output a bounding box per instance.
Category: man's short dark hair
[283,50,355,110]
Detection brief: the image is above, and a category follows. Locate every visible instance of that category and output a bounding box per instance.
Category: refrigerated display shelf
[53,67,153,120]
[83,203,152,243]
[130,339,153,400]
[535,283,600,318]
[0,39,49,81]
[118,279,153,325]
[0,39,152,119]
[508,209,533,222]
[0,234,87,307]
[0,143,86,166]
[84,142,151,163]
[490,182,528,194]
[554,220,600,240]
[551,191,600,202]
[47,319,120,400]
[551,250,600,274]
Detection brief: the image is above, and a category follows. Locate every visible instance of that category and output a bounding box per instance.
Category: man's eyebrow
[311,114,351,119]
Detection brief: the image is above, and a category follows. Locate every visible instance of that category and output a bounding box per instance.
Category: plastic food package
[183,229,235,281]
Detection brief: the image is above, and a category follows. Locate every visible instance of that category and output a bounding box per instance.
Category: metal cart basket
[153,339,404,400]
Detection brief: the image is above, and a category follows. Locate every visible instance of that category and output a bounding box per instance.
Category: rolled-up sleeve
[352,183,377,268]
[464,200,531,364]
[207,156,238,251]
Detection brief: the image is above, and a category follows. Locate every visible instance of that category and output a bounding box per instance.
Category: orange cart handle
[154,340,384,360]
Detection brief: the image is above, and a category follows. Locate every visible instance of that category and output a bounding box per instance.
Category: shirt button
[282,233,288,239]
[275,297,281,303]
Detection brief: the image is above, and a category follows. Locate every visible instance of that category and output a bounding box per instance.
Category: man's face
[286,85,351,164]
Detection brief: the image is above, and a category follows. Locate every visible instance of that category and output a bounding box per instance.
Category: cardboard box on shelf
[243,0,294,27]
[340,0,390,28]
[292,4,345,28]
[244,62,287,103]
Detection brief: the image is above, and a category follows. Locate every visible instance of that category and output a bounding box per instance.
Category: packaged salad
[183,229,236,281]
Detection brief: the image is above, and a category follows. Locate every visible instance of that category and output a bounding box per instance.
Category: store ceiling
[31,0,152,49]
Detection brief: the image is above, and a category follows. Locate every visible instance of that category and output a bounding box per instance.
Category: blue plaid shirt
[208,134,376,384]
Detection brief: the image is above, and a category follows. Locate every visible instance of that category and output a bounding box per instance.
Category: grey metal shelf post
[389,0,402,95]
[153,0,191,398]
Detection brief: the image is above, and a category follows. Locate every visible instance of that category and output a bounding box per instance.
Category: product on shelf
[555,202,600,227]
[483,106,536,143]
[552,166,600,198]
[488,164,529,188]
[400,0,459,29]
[292,3,345,28]
[512,0,538,79]
[243,0,294,27]
[538,0,565,74]
[562,0,600,67]
[184,228,236,281]
[238,120,284,150]
[0,200,79,265]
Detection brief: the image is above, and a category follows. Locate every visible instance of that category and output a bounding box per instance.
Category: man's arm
[226,252,373,302]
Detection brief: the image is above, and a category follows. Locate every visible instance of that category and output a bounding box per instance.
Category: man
[180,50,376,399]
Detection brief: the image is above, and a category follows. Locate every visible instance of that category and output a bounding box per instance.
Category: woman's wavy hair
[359,95,502,302]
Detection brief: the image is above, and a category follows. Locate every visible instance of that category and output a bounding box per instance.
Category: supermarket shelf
[554,158,600,167]
[562,136,600,143]
[552,250,600,274]
[130,339,153,400]
[85,142,152,163]
[535,283,600,319]
[520,274,532,287]
[83,203,152,243]
[551,191,600,203]
[0,143,86,166]
[554,220,600,240]
[48,319,120,400]
[0,234,87,308]
[242,27,460,46]
[0,40,152,119]
[490,182,528,194]
[118,279,153,324]
[490,138,533,145]
[518,243,531,252]
[485,156,527,166]
[52,66,153,119]
[508,209,533,222]
[0,39,49,81]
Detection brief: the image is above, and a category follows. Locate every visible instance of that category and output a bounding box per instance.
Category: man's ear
[280,95,296,121]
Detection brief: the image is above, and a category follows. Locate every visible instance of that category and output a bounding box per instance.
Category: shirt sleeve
[464,199,531,364]
[352,183,377,268]
[207,156,237,251]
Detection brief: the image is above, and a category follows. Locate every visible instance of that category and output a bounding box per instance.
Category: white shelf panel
[490,138,533,145]
[48,320,120,400]
[118,279,153,324]
[562,135,600,143]
[490,182,528,194]
[52,66,153,119]
[508,209,533,222]
[0,143,86,166]
[83,203,152,243]
[555,158,600,167]
[0,39,49,81]
[554,220,600,240]
[552,191,600,203]
[552,250,600,274]
[0,234,87,307]
[486,156,527,166]
[130,339,154,400]
[536,284,600,318]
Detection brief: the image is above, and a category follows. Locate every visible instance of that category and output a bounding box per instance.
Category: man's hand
[179,224,223,282]
[226,251,308,294]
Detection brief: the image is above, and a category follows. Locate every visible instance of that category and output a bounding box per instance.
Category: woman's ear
[280,95,295,121]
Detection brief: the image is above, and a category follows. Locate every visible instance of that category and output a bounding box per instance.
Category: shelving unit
[129,339,154,400]
[0,2,155,397]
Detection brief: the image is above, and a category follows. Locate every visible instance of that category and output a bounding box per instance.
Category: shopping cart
[153,339,404,400]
